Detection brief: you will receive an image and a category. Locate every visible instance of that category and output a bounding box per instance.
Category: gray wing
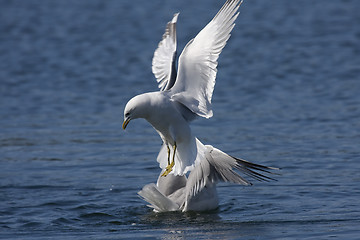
[138,183,180,212]
[186,145,279,198]
[207,146,279,183]
[152,13,179,91]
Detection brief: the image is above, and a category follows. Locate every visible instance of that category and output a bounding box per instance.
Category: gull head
[122,93,151,130]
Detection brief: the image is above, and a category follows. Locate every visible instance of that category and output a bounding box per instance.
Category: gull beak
[122,117,131,130]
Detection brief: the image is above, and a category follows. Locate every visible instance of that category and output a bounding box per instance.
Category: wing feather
[152,13,179,91]
[185,144,279,198]
[171,0,243,118]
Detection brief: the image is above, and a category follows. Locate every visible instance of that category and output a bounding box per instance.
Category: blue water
[1,0,360,239]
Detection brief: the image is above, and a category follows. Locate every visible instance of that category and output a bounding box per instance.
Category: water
[1,0,360,239]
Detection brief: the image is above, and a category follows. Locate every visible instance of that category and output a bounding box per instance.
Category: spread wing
[186,145,279,199]
[170,0,242,118]
[152,13,179,91]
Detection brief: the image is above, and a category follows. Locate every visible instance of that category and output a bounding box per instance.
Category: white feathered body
[131,91,207,176]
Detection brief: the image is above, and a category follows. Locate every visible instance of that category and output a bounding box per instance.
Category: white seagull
[122,0,278,212]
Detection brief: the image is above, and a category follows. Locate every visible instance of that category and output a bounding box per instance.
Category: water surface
[1,0,360,239]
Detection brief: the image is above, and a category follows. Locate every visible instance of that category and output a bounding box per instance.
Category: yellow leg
[167,145,171,165]
[161,143,176,177]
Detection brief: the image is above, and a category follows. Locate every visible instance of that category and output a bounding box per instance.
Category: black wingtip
[231,155,280,182]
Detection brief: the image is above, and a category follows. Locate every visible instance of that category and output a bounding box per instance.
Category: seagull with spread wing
[122,0,278,212]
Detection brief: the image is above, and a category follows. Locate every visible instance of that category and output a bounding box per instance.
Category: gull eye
[125,112,130,117]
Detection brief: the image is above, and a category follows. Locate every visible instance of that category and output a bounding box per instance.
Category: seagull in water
[122,0,278,212]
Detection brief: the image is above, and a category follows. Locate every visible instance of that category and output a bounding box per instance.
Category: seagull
[122,0,278,212]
